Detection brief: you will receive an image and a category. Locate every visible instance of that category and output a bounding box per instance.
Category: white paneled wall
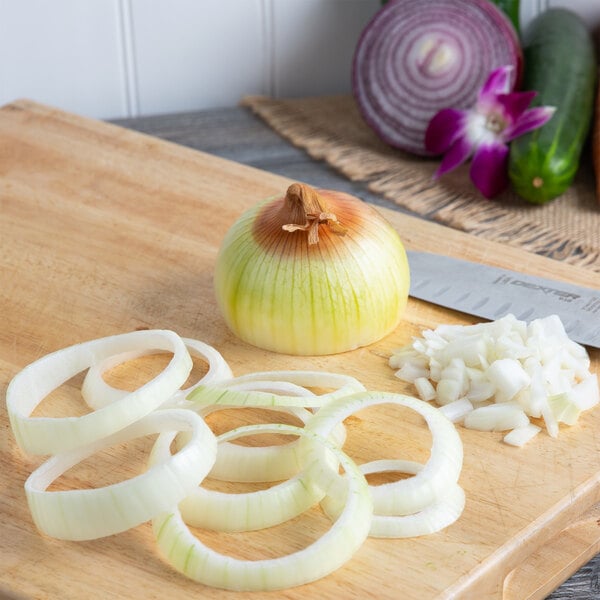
[0,0,127,118]
[271,0,380,98]
[129,1,269,116]
[0,0,598,120]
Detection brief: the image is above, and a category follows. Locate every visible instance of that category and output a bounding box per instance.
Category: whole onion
[352,0,522,156]
[214,183,410,356]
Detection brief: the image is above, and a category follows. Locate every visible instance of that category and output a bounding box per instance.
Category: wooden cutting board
[1,99,599,600]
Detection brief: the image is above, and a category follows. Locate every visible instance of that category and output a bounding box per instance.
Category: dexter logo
[492,275,581,302]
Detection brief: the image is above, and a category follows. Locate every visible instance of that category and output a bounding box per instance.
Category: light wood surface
[1,99,599,599]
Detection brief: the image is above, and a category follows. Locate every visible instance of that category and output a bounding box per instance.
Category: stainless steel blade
[406,250,600,349]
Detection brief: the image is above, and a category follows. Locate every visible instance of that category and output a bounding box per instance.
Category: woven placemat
[242,94,600,274]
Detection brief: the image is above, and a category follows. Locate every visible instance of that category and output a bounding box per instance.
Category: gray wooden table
[113,106,600,600]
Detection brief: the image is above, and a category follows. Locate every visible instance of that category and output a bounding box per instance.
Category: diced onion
[486,358,531,402]
[391,314,599,443]
[150,424,373,592]
[414,376,436,402]
[6,330,192,455]
[439,398,474,423]
[463,403,529,432]
[26,409,216,541]
[503,424,542,447]
[568,376,600,411]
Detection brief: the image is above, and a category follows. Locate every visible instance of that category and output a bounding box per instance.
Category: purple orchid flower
[425,65,556,198]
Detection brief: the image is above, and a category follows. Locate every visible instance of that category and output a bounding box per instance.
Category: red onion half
[352,0,522,156]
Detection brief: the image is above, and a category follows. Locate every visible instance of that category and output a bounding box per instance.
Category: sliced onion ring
[150,424,373,592]
[198,384,317,483]
[195,381,347,483]
[6,330,192,455]
[81,337,233,410]
[25,408,216,541]
[321,459,465,538]
[304,391,463,516]
[187,370,366,408]
[177,423,330,532]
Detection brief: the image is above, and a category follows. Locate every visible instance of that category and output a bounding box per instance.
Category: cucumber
[508,8,596,204]
[491,0,520,34]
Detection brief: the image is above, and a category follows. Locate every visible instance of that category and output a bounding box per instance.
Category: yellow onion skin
[214,187,410,356]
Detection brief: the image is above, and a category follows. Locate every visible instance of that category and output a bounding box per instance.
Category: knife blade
[406,250,600,349]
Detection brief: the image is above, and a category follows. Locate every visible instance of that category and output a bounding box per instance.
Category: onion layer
[81,337,233,410]
[6,330,192,455]
[352,0,522,155]
[187,370,366,408]
[321,459,465,538]
[26,409,216,541]
[303,391,463,516]
[151,424,373,592]
[178,423,330,532]
[6,329,467,592]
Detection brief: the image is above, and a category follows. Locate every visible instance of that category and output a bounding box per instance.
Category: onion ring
[303,391,463,516]
[25,408,216,540]
[195,381,346,483]
[81,337,233,410]
[187,370,366,408]
[6,329,192,455]
[321,459,465,538]
[177,423,331,532]
[150,424,373,592]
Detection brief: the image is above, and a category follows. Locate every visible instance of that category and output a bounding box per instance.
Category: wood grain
[1,99,599,599]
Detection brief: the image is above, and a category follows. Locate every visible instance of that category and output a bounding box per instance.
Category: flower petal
[478,66,513,105]
[469,142,509,198]
[504,106,556,141]
[425,109,468,154]
[434,136,474,178]
[496,91,537,123]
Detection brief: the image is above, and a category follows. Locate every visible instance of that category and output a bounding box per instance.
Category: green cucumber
[508,8,596,204]
[491,0,520,34]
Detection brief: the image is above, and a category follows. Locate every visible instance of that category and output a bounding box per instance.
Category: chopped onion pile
[6,329,464,592]
[390,314,599,446]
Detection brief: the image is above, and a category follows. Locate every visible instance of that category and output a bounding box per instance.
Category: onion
[6,329,192,455]
[352,0,522,155]
[187,370,366,408]
[439,398,474,423]
[177,423,331,532]
[463,402,530,432]
[390,314,599,443]
[26,409,216,541]
[303,391,463,516]
[320,459,465,538]
[150,424,373,592]
[81,337,233,410]
[7,330,466,592]
[503,423,541,447]
[214,182,410,355]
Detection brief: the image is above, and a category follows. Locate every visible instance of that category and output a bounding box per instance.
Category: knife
[406,250,600,349]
